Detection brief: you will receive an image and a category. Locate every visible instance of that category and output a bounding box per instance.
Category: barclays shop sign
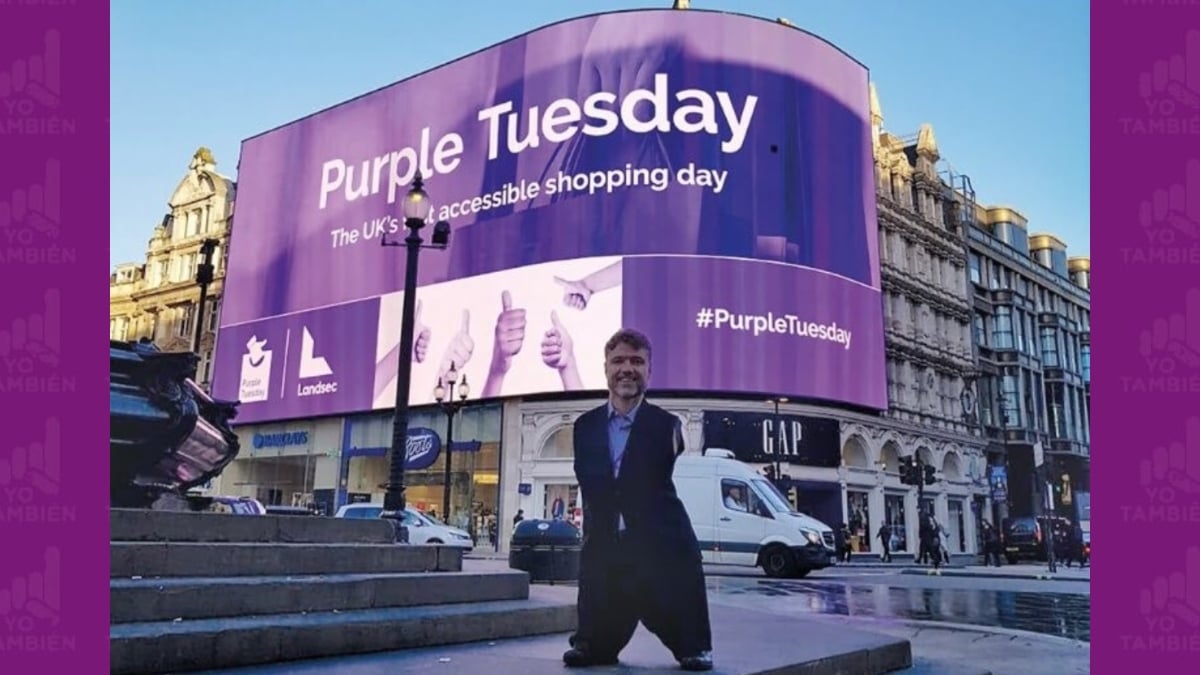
[251,430,311,452]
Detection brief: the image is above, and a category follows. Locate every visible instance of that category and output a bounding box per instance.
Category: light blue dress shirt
[607,399,641,532]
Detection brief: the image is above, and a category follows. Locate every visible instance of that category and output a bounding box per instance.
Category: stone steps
[111,508,396,544]
[110,541,462,578]
[109,509,577,674]
[110,570,531,623]
[110,585,577,674]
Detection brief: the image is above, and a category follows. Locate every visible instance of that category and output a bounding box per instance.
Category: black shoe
[679,651,713,671]
[563,647,618,668]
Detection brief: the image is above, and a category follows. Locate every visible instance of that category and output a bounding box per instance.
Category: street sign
[1033,442,1045,468]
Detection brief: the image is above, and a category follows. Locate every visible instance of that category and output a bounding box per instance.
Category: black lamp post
[380,175,452,540]
[192,238,219,355]
[767,396,788,491]
[435,363,470,524]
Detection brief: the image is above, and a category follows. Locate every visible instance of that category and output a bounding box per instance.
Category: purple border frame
[1097,0,1200,668]
[0,2,108,670]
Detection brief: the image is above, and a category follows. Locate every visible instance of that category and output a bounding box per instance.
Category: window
[1025,314,1037,355]
[721,479,755,514]
[992,307,1014,349]
[1081,344,1091,383]
[199,350,213,386]
[1001,372,1021,427]
[1040,327,1060,367]
[175,304,195,339]
[1013,310,1026,353]
[846,492,871,552]
[110,317,128,341]
[752,479,793,514]
[1046,383,1067,438]
[207,296,222,332]
[973,313,987,347]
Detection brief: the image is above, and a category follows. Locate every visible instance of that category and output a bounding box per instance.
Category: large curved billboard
[212,9,886,424]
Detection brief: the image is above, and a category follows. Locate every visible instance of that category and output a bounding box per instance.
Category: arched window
[841,436,870,468]
[540,426,574,460]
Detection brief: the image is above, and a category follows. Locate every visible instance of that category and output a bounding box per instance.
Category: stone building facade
[109,148,236,389]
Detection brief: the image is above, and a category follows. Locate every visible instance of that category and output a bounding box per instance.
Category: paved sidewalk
[901,563,1090,582]
[192,599,913,674]
[468,553,1091,582]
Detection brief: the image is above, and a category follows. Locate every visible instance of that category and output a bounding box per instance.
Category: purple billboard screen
[213,10,886,423]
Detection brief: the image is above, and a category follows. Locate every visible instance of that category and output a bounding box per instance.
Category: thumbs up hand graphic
[412,299,432,363]
[540,310,575,371]
[541,311,584,391]
[437,309,475,386]
[489,290,527,375]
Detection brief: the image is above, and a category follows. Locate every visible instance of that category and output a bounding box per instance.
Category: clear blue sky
[109,0,1089,268]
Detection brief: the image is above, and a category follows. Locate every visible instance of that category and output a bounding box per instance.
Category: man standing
[563,328,714,671]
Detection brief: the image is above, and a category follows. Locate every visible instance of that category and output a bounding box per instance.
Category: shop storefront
[495,398,990,556]
[340,403,504,549]
[209,417,344,514]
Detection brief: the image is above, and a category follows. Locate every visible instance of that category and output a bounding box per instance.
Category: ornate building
[830,85,989,553]
[965,211,1091,522]
[109,148,236,389]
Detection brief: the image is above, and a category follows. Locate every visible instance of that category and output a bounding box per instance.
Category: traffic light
[923,463,937,485]
[898,456,915,485]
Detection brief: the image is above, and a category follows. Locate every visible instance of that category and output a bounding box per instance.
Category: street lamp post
[767,396,788,493]
[380,175,452,541]
[435,362,470,524]
[192,238,219,355]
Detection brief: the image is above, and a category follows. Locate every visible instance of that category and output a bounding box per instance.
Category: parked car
[1001,515,1073,564]
[205,495,266,515]
[334,503,474,551]
[264,505,322,517]
[673,449,836,578]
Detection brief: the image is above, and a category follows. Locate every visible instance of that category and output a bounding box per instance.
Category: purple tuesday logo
[238,335,273,403]
[0,548,73,654]
[1,418,73,525]
[0,29,75,136]
[1126,159,1200,265]
[1,160,76,266]
[1126,546,1200,653]
[1127,288,1200,394]
[0,290,73,395]
[1130,417,1200,524]
[1123,29,1200,136]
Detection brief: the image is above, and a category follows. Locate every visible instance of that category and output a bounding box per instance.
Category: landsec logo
[297,326,337,397]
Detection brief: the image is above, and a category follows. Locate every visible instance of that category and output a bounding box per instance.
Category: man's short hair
[604,328,652,360]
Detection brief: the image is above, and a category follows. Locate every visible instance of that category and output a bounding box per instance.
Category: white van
[673,450,836,578]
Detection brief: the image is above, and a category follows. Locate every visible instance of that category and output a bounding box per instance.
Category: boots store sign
[701,411,840,468]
